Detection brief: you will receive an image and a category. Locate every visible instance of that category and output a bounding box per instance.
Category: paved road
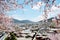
[17,37,36,40]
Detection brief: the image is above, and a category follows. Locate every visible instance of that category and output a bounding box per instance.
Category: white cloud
[31,4,60,22]
[11,14,26,20]
[32,5,40,10]
[32,2,44,10]
[31,13,45,22]
[51,5,59,11]
[48,4,60,18]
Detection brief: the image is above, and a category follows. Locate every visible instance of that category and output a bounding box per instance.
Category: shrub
[5,37,10,40]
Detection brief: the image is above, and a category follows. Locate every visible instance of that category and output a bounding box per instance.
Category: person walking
[32,32,37,40]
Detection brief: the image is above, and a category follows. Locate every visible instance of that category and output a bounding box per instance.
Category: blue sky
[6,0,60,22]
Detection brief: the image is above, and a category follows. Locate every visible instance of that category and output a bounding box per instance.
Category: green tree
[5,32,17,40]
[10,32,17,40]
[50,22,56,28]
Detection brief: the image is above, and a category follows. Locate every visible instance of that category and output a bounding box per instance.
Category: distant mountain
[47,17,54,22]
[13,17,54,24]
[13,19,34,23]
